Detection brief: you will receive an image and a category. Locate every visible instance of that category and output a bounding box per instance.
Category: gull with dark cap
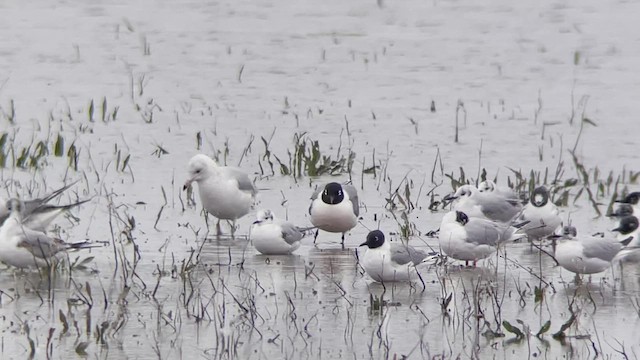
[184,154,257,236]
[444,184,522,223]
[553,225,636,275]
[359,230,432,283]
[611,215,640,247]
[250,209,312,255]
[309,182,359,245]
[439,210,528,266]
[0,199,99,269]
[517,186,562,241]
[611,192,640,217]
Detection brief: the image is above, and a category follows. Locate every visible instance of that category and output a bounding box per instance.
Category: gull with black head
[309,182,359,246]
[359,230,432,283]
[611,192,640,217]
[517,186,562,241]
[611,215,640,247]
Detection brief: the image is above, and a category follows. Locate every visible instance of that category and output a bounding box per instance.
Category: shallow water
[0,0,639,358]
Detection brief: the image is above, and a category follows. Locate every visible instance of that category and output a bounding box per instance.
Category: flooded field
[0,0,639,358]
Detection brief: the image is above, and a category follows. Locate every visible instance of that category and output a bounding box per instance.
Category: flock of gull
[1,153,639,284]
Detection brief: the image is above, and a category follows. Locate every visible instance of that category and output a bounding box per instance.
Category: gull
[184,154,257,236]
[611,192,640,217]
[517,186,562,241]
[438,210,528,265]
[309,182,359,245]
[553,225,635,275]
[611,215,640,247]
[0,182,88,231]
[359,230,431,283]
[478,180,517,199]
[444,184,522,223]
[0,199,97,269]
[250,209,312,255]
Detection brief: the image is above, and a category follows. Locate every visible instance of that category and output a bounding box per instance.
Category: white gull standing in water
[184,154,257,236]
[308,182,359,246]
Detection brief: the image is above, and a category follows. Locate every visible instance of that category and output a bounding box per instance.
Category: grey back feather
[581,238,622,262]
[344,184,360,217]
[390,242,428,265]
[16,226,61,259]
[463,219,506,246]
[279,222,305,245]
[308,187,322,215]
[479,196,521,222]
[223,167,257,195]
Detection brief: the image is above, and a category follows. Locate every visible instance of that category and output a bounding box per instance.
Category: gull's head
[184,154,216,190]
[455,211,469,225]
[444,184,476,202]
[616,192,640,206]
[5,198,25,217]
[612,215,639,235]
[254,209,274,224]
[561,225,577,238]
[531,186,550,207]
[321,182,344,205]
[360,230,385,249]
[609,204,634,218]
[478,180,496,193]
[455,185,476,199]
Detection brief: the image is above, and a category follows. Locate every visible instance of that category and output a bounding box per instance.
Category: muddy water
[0,0,639,358]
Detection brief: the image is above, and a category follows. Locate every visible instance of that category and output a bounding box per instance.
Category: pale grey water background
[0,0,639,358]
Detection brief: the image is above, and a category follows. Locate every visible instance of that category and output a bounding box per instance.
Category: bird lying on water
[359,230,433,283]
[184,154,257,236]
[0,199,98,269]
[309,182,359,245]
[250,209,313,255]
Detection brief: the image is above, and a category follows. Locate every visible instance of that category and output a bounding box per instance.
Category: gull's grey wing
[308,186,323,215]
[390,242,428,265]
[479,195,521,222]
[344,184,360,217]
[279,221,305,245]
[15,227,62,259]
[310,186,322,200]
[581,238,622,262]
[464,219,504,246]
[223,167,257,195]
